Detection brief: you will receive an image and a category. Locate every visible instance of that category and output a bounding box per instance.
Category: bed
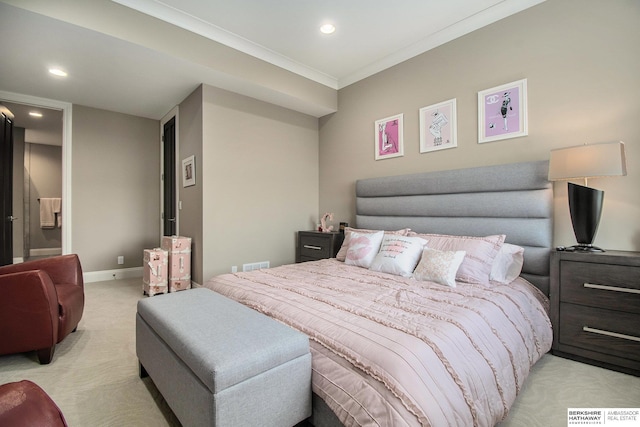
[204,160,554,426]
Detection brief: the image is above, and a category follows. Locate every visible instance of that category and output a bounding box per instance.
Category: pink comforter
[204,259,552,427]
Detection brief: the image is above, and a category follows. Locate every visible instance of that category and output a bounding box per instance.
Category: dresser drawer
[299,234,332,259]
[559,303,640,363]
[296,231,344,263]
[559,260,640,312]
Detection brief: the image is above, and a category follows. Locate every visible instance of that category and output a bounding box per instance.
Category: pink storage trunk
[169,278,191,293]
[161,236,192,292]
[143,248,168,296]
[161,236,191,253]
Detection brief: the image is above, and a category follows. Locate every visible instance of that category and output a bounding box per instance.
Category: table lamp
[548,141,627,252]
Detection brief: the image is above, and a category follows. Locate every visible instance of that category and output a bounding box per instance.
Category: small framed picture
[182,155,195,187]
[419,98,457,153]
[374,113,403,160]
[478,78,528,143]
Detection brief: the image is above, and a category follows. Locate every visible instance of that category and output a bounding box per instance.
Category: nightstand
[296,231,344,263]
[550,250,640,376]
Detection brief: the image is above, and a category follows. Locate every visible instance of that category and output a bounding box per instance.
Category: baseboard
[83,268,200,287]
[84,267,144,283]
[30,248,62,257]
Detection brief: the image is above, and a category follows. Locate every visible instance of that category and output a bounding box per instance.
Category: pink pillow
[336,227,410,261]
[344,231,385,268]
[490,243,524,284]
[408,232,505,285]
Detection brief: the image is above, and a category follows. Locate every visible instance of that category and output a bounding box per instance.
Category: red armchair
[0,254,84,364]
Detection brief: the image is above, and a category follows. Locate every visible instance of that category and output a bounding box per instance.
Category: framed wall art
[374,113,403,160]
[182,155,195,187]
[478,78,528,144]
[419,98,457,153]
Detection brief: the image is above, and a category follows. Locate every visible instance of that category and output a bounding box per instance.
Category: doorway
[0,91,72,262]
[0,105,14,265]
[161,108,178,238]
[1,101,63,263]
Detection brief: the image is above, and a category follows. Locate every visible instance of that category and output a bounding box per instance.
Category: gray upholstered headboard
[355,160,553,295]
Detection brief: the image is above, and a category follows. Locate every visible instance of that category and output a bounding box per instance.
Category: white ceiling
[1,101,63,146]
[1,102,62,133]
[113,0,543,89]
[0,0,544,122]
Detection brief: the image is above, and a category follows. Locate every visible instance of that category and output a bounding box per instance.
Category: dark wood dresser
[296,231,344,263]
[550,250,640,376]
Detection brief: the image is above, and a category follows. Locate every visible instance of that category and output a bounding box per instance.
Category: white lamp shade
[548,141,627,181]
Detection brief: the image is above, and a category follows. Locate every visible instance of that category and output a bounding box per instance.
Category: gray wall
[195,85,319,283]
[177,87,204,284]
[319,0,640,252]
[11,127,24,259]
[26,142,62,250]
[72,105,160,272]
[12,129,63,258]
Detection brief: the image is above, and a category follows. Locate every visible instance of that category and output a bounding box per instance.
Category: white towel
[54,198,62,228]
[40,198,62,229]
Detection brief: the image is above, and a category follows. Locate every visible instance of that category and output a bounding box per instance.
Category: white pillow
[344,231,385,268]
[369,235,428,277]
[413,248,466,288]
[490,243,524,284]
[336,227,410,261]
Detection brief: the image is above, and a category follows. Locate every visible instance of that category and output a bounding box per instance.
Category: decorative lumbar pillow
[408,232,505,285]
[490,243,525,284]
[344,231,385,268]
[413,248,466,288]
[369,235,428,277]
[336,227,410,261]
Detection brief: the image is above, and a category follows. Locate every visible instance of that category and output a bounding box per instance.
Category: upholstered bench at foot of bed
[136,288,312,427]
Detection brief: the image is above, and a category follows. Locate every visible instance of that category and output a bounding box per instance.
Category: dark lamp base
[568,182,604,250]
[566,244,605,252]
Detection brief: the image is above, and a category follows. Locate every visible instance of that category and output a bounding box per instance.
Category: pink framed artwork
[478,79,528,144]
[419,98,457,153]
[374,113,403,160]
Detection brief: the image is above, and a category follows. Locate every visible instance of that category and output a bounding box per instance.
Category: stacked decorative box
[143,248,169,296]
[161,235,192,293]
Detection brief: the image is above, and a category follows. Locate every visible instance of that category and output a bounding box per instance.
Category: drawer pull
[583,326,640,343]
[303,245,323,251]
[583,283,640,295]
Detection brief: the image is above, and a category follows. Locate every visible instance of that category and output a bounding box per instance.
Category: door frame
[1,104,14,265]
[160,106,179,237]
[0,90,72,255]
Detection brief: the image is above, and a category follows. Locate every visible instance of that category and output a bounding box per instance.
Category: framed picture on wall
[478,78,528,143]
[182,155,195,187]
[419,98,457,153]
[374,113,404,160]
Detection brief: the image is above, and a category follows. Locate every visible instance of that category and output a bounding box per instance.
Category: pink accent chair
[0,254,84,364]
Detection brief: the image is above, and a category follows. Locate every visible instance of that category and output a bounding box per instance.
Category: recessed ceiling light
[320,24,336,34]
[48,68,68,77]
[29,111,43,118]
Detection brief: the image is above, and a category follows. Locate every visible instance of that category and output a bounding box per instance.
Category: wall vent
[242,261,270,272]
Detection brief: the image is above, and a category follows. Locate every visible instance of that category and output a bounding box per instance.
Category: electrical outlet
[117,256,124,265]
[231,266,237,273]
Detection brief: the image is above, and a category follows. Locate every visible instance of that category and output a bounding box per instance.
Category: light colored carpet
[0,278,180,426]
[1,278,638,426]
